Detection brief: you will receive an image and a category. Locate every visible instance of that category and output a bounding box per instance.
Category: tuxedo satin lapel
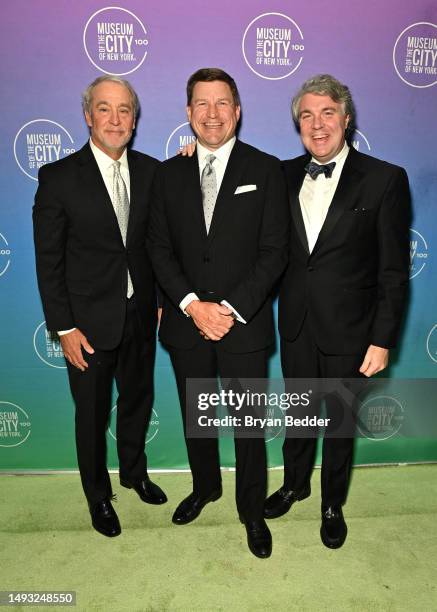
[312,151,363,255]
[77,143,124,244]
[207,141,247,244]
[285,160,309,254]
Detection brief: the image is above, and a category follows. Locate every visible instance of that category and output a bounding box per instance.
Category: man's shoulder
[128,148,160,168]
[236,140,280,166]
[36,145,89,184]
[282,153,308,168]
[348,147,406,176]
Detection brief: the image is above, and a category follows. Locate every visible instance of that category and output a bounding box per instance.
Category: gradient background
[0,0,436,471]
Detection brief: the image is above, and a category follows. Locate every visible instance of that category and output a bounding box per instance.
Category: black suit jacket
[33,142,159,350]
[278,147,411,354]
[148,139,290,353]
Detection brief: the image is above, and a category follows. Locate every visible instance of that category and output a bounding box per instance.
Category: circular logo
[409,228,428,279]
[0,401,31,448]
[393,22,437,88]
[351,129,371,153]
[0,232,11,278]
[242,12,304,80]
[357,395,404,441]
[426,324,437,363]
[108,407,159,445]
[14,119,75,181]
[83,7,149,75]
[165,121,196,159]
[33,321,66,369]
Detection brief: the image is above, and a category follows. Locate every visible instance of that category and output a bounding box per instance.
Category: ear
[186,105,192,122]
[344,114,350,129]
[85,111,92,128]
[235,105,241,122]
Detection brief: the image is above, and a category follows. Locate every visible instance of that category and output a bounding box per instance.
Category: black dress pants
[281,316,365,508]
[66,297,155,505]
[169,340,268,521]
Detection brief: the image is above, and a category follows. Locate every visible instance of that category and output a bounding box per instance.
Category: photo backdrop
[1,0,436,471]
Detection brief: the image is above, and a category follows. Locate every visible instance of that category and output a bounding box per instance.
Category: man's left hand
[359,345,389,377]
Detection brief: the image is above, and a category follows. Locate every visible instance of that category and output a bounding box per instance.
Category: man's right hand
[185,300,234,340]
[178,140,197,157]
[60,329,95,371]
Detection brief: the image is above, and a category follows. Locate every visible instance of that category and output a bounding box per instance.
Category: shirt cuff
[180,293,200,316]
[221,300,246,324]
[57,328,76,336]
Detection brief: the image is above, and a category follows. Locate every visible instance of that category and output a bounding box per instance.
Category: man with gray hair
[264,74,410,547]
[33,75,166,537]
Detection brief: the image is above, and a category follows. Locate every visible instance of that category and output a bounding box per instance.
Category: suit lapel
[207,140,248,243]
[311,148,363,255]
[77,143,124,245]
[185,150,208,240]
[126,150,141,244]
[284,157,310,254]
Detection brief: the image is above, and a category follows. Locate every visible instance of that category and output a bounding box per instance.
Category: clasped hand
[186,300,235,341]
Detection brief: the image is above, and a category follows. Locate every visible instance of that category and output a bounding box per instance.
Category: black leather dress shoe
[89,499,121,538]
[241,518,272,558]
[120,477,167,505]
[320,506,347,549]
[172,489,222,525]
[264,484,311,519]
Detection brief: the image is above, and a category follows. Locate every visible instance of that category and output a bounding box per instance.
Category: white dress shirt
[179,136,246,324]
[58,139,130,335]
[300,142,350,253]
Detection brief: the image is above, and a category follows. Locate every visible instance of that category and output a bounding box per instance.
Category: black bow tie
[305,161,336,180]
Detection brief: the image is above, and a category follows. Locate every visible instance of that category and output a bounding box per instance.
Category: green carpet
[1,466,436,611]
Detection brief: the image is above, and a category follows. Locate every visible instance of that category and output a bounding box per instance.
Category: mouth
[203,122,223,129]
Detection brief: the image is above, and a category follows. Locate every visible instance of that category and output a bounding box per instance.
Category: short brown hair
[186,68,241,107]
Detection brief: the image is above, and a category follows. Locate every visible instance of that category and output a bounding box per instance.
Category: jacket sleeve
[370,166,411,348]
[32,165,75,331]
[147,164,193,308]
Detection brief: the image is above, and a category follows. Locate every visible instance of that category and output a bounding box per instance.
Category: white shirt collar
[197,136,236,166]
[89,137,128,172]
[310,140,349,166]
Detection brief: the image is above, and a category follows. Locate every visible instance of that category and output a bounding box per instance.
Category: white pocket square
[234,184,257,194]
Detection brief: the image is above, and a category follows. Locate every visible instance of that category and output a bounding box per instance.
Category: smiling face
[186,80,240,151]
[85,80,135,160]
[298,93,349,163]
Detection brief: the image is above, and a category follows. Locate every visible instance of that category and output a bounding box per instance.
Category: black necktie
[305,161,336,180]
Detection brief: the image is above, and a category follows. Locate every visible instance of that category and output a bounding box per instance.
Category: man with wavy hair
[265,74,410,548]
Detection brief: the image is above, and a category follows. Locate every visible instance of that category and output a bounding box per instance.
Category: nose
[206,102,217,118]
[312,113,324,130]
[109,109,121,125]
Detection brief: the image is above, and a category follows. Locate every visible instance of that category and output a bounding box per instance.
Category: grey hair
[291,74,356,136]
[81,75,140,118]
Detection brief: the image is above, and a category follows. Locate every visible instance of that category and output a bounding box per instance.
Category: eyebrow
[193,97,233,103]
[300,106,337,114]
[95,100,132,107]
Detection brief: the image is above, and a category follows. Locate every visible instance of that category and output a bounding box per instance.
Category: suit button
[307,266,314,272]
[203,257,210,263]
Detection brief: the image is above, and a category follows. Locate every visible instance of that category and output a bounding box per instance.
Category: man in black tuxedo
[264,74,410,548]
[33,76,167,537]
[148,68,289,558]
